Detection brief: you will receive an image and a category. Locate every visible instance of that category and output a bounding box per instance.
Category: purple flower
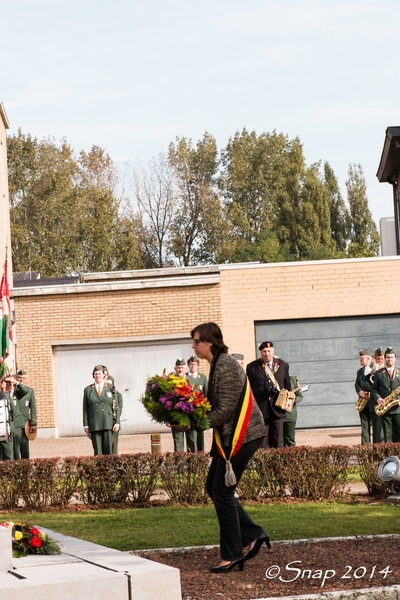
[151,383,159,389]
[159,396,167,404]
[165,401,173,411]
[164,392,174,400]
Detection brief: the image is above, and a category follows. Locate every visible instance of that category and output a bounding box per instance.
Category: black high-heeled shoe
[244,532,271,561]
[210,556,245,573]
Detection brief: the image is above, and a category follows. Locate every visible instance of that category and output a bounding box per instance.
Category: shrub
[160,452,210,504]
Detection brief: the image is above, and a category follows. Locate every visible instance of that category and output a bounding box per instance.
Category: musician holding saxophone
[355,349,375,444]
[371,347,400,443]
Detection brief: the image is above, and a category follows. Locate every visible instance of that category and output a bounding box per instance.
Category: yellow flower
[14,531,23,541]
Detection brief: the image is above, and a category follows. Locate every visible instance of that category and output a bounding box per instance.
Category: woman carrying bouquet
[190,322,271,573]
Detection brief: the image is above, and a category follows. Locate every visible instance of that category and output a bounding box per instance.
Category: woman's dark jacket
[208,353,265,448]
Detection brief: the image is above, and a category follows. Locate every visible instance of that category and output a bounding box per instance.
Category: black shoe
[244,533,271,561]
[210,557,245,573]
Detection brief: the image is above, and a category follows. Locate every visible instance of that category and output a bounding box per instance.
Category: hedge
[0,443,397,509]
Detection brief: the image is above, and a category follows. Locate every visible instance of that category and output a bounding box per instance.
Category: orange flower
[174,382,193,398]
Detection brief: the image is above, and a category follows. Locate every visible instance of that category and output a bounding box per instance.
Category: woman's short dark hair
[190,322,228,356]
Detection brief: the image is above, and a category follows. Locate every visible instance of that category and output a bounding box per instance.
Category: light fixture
[377,456,400,503]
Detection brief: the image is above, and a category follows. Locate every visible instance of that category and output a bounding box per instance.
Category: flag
[0,260,13,379]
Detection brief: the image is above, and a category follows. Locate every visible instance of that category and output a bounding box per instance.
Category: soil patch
[137,535,400,599]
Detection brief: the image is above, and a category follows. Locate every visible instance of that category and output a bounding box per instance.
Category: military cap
[375,347,384,356]
[385,347,396,356]
[175,358,186,366]
[187,355,200,364]
[231,353,244,361]
[259,341,273,351]
[17,369,27,376]
[359,349,373,358]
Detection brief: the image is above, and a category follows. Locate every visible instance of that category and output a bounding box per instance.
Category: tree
[346,164,380,258]
[8,131,142,276]
[324,162,350,253]
[168,133,229,265]
[8,130,81,276]
[133,153,176,268]
[221,129,294,245]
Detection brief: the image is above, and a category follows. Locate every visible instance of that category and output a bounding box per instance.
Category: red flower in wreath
[30,526,41,536]
[30,535,42,548]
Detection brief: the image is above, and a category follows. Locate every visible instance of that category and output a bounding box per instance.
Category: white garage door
[255,314,400,429]
[53,338,193,436]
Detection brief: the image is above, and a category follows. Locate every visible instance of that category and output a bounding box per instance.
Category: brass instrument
[355,393,369,412]
[375,383,400,416]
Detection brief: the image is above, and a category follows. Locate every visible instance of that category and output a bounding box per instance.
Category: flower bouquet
[141,371,211,431]
[0,521,62,558]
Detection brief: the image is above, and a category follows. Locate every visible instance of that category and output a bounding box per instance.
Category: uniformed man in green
[283,375,303,447]
[13,369,37,459]
[170,359,197,452]
[371,347,400,442]
[355,349,375,444]
[0,378,13,460]
[104,372,123,454]
[187,355,208,451]
[4,376,26,460]
[83,365,120,455]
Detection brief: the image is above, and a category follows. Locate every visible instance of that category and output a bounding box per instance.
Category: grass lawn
[1,501,399,551]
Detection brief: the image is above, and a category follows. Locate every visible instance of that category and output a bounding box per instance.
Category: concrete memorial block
[0,527,181,600]
[0,526,13,571]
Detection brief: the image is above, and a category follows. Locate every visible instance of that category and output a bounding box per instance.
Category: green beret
[385,347,396,356]
[375,347,384,356]
[359,349,373,358]
[17,369,27,376]
[232,353,244,361]
[175,358,186,366]
[187,355,200,364]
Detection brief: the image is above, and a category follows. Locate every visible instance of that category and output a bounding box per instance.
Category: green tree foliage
[7,131,142,276]
[346,164,380,258]
[168,133,231,265]
[8,129,380,275]
[221,129,293,244]
[324,162,350,253]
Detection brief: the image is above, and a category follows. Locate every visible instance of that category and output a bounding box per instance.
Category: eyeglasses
[192,338,202,346]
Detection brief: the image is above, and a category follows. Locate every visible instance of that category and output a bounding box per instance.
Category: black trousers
[261,415,284,448]
[206,437,264,561]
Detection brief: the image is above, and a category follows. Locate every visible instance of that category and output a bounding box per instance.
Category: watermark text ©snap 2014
[265,561,392,588]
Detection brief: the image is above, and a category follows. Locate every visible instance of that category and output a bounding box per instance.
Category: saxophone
[355,393,369,412]
[375,383,400,416]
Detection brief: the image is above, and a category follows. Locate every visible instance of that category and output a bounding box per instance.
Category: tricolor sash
[213,376,253,486]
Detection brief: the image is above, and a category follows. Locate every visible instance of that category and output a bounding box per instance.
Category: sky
[2,0,399,227]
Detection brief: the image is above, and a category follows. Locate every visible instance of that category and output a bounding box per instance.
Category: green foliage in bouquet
[0,521,62,558]
[141,372,211,430]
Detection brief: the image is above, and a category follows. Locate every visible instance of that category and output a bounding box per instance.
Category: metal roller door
[53,338,193,437]
[255,314,400,429]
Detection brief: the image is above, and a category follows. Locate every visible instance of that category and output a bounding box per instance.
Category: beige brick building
[10,256,400,437]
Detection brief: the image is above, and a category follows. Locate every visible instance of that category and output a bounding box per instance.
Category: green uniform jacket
[7,391,25,429]
[13,383,37,426]
[371,368,400,415]
[187,372,208,394]
[284,375,303,424]
[83,383,120,432]
[355,366,375,412]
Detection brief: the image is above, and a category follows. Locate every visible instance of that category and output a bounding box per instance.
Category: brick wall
[220,257,400,366]
[13,282,222,428]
